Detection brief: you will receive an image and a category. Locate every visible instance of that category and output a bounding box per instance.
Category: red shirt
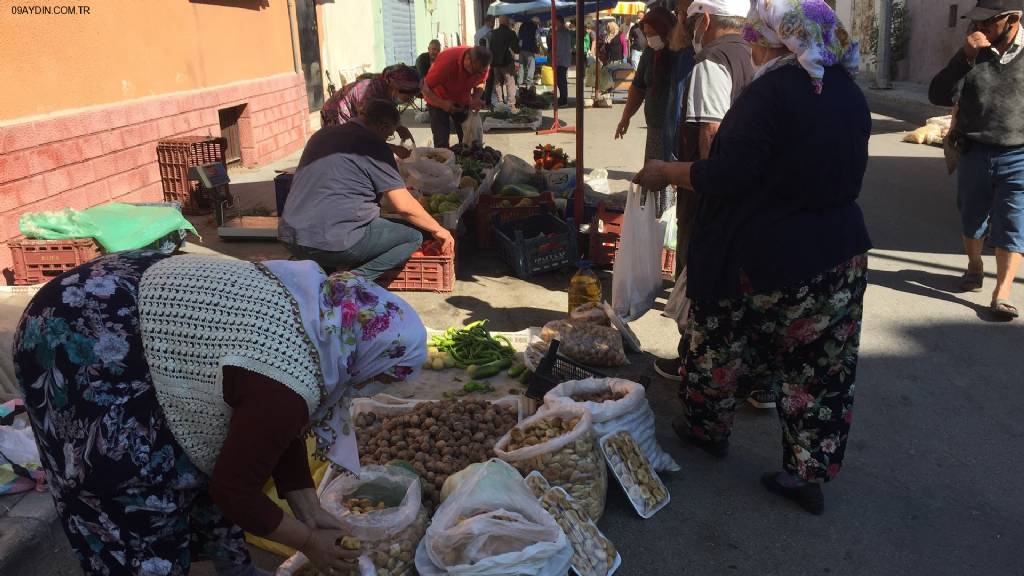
[424,46,488,107]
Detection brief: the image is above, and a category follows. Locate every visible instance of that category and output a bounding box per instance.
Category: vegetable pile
[419,192,462,215]
[450,143,501,181]
[482,107,541,123]
[533,144,574,170]
[428,320,516,369]
[411,240,446,258]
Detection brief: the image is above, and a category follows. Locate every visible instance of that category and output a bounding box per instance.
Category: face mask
[692,16,706,53]
[647,35,665,50]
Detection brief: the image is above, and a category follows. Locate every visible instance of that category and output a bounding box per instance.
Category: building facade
[0,1,311,279]
[318,0,477,88]
[835,0,973,85]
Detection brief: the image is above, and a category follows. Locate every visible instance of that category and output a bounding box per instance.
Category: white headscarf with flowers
[744,0,860,94]
[263,261,426,473]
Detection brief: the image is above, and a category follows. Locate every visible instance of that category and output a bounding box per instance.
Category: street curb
[0,492,79,576]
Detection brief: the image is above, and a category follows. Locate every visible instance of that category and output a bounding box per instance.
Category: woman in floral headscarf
[13,252,426,575]
[635,0,871,515]
[320,64,421,156]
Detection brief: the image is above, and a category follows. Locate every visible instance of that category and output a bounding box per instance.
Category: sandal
[960,271,984,293]
[991,299,1019,320]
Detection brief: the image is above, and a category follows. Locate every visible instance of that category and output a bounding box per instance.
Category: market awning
[488,0,618,21]
[607,1,649,15]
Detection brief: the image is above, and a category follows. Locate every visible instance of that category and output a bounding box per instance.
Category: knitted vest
[959,44,1024,148]
[137,256,323,475]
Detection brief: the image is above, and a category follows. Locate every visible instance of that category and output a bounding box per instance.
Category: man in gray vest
[930,0,1024,321]
[653,0,758,395]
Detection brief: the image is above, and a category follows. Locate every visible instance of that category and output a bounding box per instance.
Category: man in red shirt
[422,45,491,147]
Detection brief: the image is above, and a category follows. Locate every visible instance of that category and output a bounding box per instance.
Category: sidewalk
[856,79,950,126]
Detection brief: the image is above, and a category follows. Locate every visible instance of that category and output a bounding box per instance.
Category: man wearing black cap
[930,0,1024,321]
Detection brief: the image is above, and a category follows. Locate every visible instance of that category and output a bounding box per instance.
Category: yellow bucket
[540,65,554,86]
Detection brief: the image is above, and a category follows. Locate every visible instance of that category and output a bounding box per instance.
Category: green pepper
[462,380,494,394]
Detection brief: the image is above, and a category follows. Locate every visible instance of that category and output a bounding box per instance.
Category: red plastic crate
[156,136,226,215]
[588,203,676,280]
[8,238,102,286]
[473,192,556,249]
[588,203,624,267]
[377,247,455,293]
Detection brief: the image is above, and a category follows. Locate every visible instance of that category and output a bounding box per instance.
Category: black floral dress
[13,251,250,576]
[679,255,868,483]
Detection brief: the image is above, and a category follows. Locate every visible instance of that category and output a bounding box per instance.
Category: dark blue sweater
[687,64,873,301]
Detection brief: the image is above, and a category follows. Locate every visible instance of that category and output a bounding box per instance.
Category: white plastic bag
[409,147,456,169]
[584,168,611,196]
[493,406,608,521]
[462,111,484,147]
[401,158,462,194]
[542,378,680,473]
[0,420,39,466]
[492,154,535,192]
[279,465,426,576]
[661,195,678,251]
[663,266,691,334]
[611,184,665,321]
[419,459,573,576]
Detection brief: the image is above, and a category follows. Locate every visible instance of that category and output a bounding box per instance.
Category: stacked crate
[156,136,227,214]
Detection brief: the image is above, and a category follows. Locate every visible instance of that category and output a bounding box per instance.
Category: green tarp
[19,203,198,253]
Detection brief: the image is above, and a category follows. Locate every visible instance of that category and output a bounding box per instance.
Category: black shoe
[672,416,728,459]
[760,472,825,515]
[653,357,683,382]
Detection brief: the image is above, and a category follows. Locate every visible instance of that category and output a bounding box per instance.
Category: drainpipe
[460,0,468,46]
[873,0,892,89]
[287,0,302,74]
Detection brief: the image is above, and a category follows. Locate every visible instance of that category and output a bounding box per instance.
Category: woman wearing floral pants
[635,0,870,514]
[13,251,427,575]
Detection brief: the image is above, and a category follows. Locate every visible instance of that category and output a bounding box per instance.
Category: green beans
[429,321,517,369]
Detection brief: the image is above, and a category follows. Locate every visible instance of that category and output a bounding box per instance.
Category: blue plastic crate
[493,213,576,278]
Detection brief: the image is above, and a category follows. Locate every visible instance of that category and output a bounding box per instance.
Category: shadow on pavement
[860,155,963,255]
[872,116,918,135]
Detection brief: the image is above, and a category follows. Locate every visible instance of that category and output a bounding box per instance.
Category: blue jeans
[958,142,1024,253]
[285,218,423,280]
[518,52,536,86]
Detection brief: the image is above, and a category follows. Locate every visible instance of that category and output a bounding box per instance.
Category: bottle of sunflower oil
[568,260,602,313]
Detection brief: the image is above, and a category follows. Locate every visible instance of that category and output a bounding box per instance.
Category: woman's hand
[286,488,343,530]
[615,117,630,139]
[389,144,412,160]
[301,529,361,575]
[396,125,414,144]
[634,159,669,190]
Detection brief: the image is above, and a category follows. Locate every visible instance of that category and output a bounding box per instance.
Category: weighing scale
[188,163,280,240]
